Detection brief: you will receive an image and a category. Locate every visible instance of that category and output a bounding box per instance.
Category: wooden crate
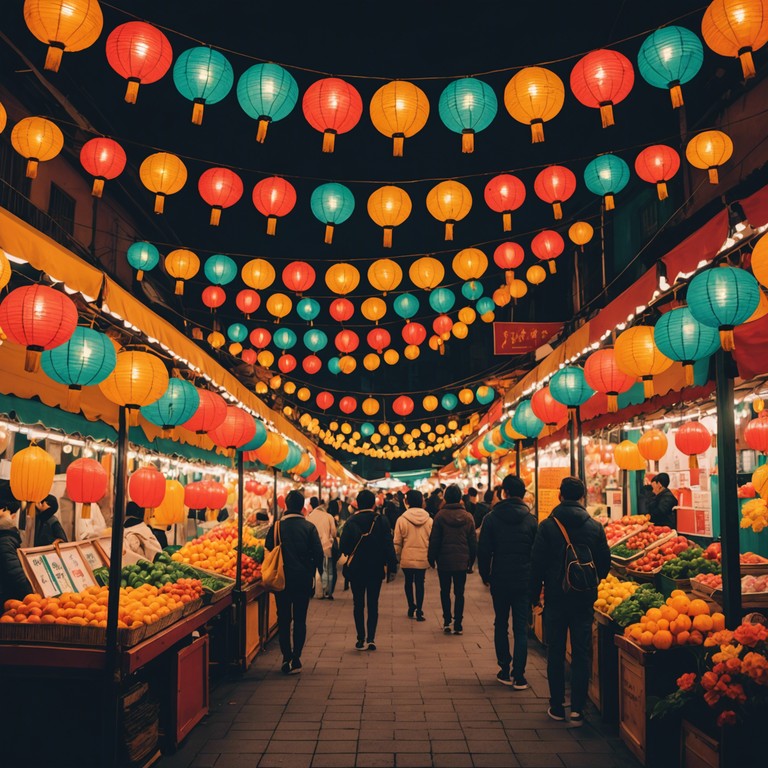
[244,598,261,666]
[592,612,621,723]
[681,719,719,768]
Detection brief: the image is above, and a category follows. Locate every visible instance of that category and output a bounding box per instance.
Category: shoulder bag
[261,520,286,592]
[553,517,598,593]
[341,515,378,579]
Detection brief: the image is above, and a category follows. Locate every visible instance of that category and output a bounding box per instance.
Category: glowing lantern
[0,285,78,372]
[508,279,528,300]
[282,261,316,295]
[426,180,472,240]
[685,130,734,184]
[273,327,297,351]
[252,176,297,235]
[141,378,200,434]
[234,289,258,319]
[237,63,298,143]
[368,258,403,296]
[0,103,5,134]
[701,0,768,79]
[99,350,168,423]
[153,480,185,526]
[106,22,173,104]
[675,421,712,468]
[258,350,274,368]
[367,328,391,354]
[453,247,488,281]
[511,400,544,438]
[249,327,272,349]
[402,322,427,346]
[201,255,236,288]
[66,457,107,520]
[325,263,360,295]
[583,153,631,210]
[409,256,445,291]
[369,80,430,156]
[173,46,233,125]
[265,293,292,324]
[241,349,257,365]
[295,298,319,325]
[364,353,381,371]
[367,186,412,248]
[338,355,356,374]
[550,366,594,408]
[404,344,420,360]
[568,221,594,252]
[503,65,564,142]
[429,288,456,314]
[384,349,400,365]
[433,315,453,340]
[165,249,199,295]
[361,297,386,325]
[139,152,187,214]
[201,286,226,311]
[182,388,227,434]
[329,297,355,322]
[335,329,359,354]
[584,348,636,412]
[531,230,565,274]
[531,387,567,425]
[208,406,256,449]
[128,466,166,519]
[654,306,720,385]
[484,174,526,232]
[11,116,63,178]
[297,387,311,402]
[452,321,470,339]
[570,49,635,127]
[79,137,126,197]
[637,429,668,469]
[9,443,54,520]
[393,396,414,416]
[303,328,328,353]
[637,26,704,108]
[317,391,334,411]
[362,397,380,416]
[533,166,576,222]
[393,293,419,321]
[242,258,276,291]
[423,395,438,412]
[477,386,495,405]
[227,324,247,344]
[494,242,525,285]
[526,265,546,285]
[492,286,511,307]
[302,76,363,152]
[197,167,243,226]
[614,325,674,398]
[614,440,647,471]
[633,144,680,201]
[745,412,768,453]
[477,296,496,316]
[311,182,355,244]
[438,77,497,153]
[339,396,357,415]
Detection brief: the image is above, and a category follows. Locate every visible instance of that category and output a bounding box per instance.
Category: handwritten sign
[493,322,562,355]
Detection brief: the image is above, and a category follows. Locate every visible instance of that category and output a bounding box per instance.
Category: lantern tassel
[604,193,615,211]
[65,386,82,413]
[154,193,166,214]
[323,130,336,153]
[383,227,393,248]
[44,43,64,72]
[393,133,405,157]
[599,102,615,128]
[210,207,222,226]
[439,343,445,356]
[656,182,668,200]
[127,407,140,427]
[684,363,695,387]
[502,212,512,232]
[445,221,455,241]
[324,223,334,244]
[505,270,514,286]
[256,117,270,143]
[125,78,140,104]
[81,502,91,520]
[708,167,719,184]
[27,501,36,520]
[92,178,105,198]
[136,270,144,282]
[266,215,277,236]
[553,202,563,220]
[689,455,699,470]
[462,130,474,153]
[607,394,618,413]
[643,377,654,399]
[175,279,185,295]
[739,48,756,79]
[548,260,557,274]
[24,347,42,373]
[26,159,39,179]
[720,328,736,351]
[530,119,544,143]
[192,100,205,125]
[144,508,151,524]
[669,83,684,108]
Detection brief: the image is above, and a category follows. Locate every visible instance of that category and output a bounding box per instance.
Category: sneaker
[416,611,426,622]
[570,711,584,726]
[407,607,415,619]
[289,659,302,675]
[355,640,365,651]
[281,661,291,675]
[366,642,377,651]
[326,595,334,601]
[513,677,529,690]
[496,670,514,686]
[443,624,452,634]
[547,706,566,722]
[453,626,463,635]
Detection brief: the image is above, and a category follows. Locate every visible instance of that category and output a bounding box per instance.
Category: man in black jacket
[478,474,537,688]
[265,490,324,675]
[530,476,611,725]
[648,472,678,529]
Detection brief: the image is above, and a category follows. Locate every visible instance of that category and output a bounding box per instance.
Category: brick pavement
[160,568,640,768]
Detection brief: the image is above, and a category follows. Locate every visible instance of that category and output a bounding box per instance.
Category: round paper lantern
[675,421,712,468]
[570,49,635,127]
[198,168,243,226]
[234,289,258,319]
[484,174,526,232]
[686,266,760,350]
[614,325,674,398]
[182,388,227,434]
[273,327,297,351]
[10,444,55,515]
[531,230,565,274]
[302,76,363,153]
[241,349,257,365]
[476,296,496,316]
[363,353,381,371]
[526,265,546,285]
[458,388,474,405]
[24,0,103,71]
[208,406,256,449]
[637,429,668,469]
[338,355,356,374]
[511,399,544,438]
[701,0,768,79]
[296,387,311,402]
[362,397,380,416]
[316,391,334,410]
[227,324,247,344]
[153,479,185,525]
[393,396,414,416]
[303,328,328,352]
[359,297,385,325]
[404,344,420,360]
[584,153,631,210]
[327,357,341,374]
[99,350,169,422]
[335,329,359,354]
[367,327,391,354]
[328,297,354,323]
[300,354,320,375]
[253,432,290,467]
[685,130,734,184]
[637,26,704,108]
[534,165,577,220]
[584,348,636,411]
[139,152,187,214]
[201,254,237,287]
[476,386,495,405]
[438,77,497,153]
[441,393,459,412]
[367,186,412,247]
[550,366,595,408]
[266,293,292,323]
[237,63,298,143]
[201,285,226,311]
[384,349,400,366]
[282,261,316,295]
[66,457,107,520]
[423,395,438,412]
[361,421,376,437]
[368,258,403,295]
[494,242,525,284]
[242,258,276,291]
[508,279,528,300]
[294,298,319,324]
[531,387,567,425]
[311,182,355,244]
[129,466,166,516]
[126,241,159,282]
[426,180,472,240]
[654,306,720,385]
[165,249,199,295]
[429,287,456,314]
[173,46,234,125]
[745,412,768,453]
[492,286,511,308]
[634,145,680,200]
[79,137,126,197]
[453,247,488,281]
[249,328,272,349]
[409,256,445,291]
[183,480,208,511]
[141,378,200,433]
[393,293,419,321]
[614,440,647,471]
[433,315,453,339]
[369,80,430,156]
[252,176,297,235]
[258,350,275,368]
[503,65,565,142]
[402,321,427,346]
[106,22,173,104]
[11,116,63,178]
[452,320,470,338]
[339,396,357,414]
[325,263,360,295]
[0,284,78,372]
[568,222,594,252]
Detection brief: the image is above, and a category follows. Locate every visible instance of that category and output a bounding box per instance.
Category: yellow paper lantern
[420,423,431,433]
[426,180,472,240]
[614,325,674,398]
[338,355,357,374]
[452,247,488,281]
[293,453,311,476]
[614,440,648,471]
[325,263,360,295]
[394,423,406,435]
[751,234,768,288]
[329,421,339,432]
[362,397,380,416]
[0,250,12,292]
[11,116,64,178]
[368,258,403,295]
[299,413,312,427]
[139,152,187,214]
[527,265,547,285]
[297,387,310,401]
[458,306,476,325]
[437,423,447,435]
[269,375,282,389]
[569,221,594,250]
[284,381,297,395]
[458,388,474,405]
[423,395,438,412]
[383,348,400,365]
[207,331,225,349]
[252,432,289,466]
[379,422,391,435]
[369,80,430,157]
[367,186,412,247]
[701,0,768,79]
[388,435,398,446]
[403,434,413,445]
[255,381,268,394]
[452,321,469,339]
[229,342,243,356]
[503,66,565,142]
[163,249,199,296]
[508,279,528,300]
[99,350,169,423]
[0,103,6,134]
[266,293,293,323]
[492,286,511,307]
[481,312,494,323]
[361,297,387,324]
[428,335,441,352]
[364,353,381,371]
[10,445,55,517]
[341,422,352,435]
[404,344,420,360]
[637,428,668,467]
[257,350,274,368]
[409,256,445,291]
[154,479,185,525]
[685,130,734,184]
[242,258,276,290]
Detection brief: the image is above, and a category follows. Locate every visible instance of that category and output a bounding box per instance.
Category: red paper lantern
[316,391,334,410]
[208,406,256,448]
[634,145,680,200]
[745,413,768,454]
[282,261,316,294]
[329,297,354,323]
[433,314,453,337]
[245,479,258,493]
[584,348,636,412]
[249,328,272,349]
[0,285,78,372]
[533,165,577,220]
[236,289,260,318]
[198,167,243,226]
[182,389,227,434]
[493,242,525,284]
[570,49,635,128]
[531,230,565,274]
[301,77,363,153]
[484,174,526,231]
[339,396,357,414]
[402,322,427,346]
[201,480,228,510]
[303,354,322,374]
[367,328,391,353]
[675,421,712,469]
[66,458,108,519]
[531,387,568,425]
[128,466,166,514]
[79,137,126,197]
[241,349,257,365]
[335,329,359,354]
[252,176,297,235]
[184,480,208,510]
[393,395,414,416]
[278,354,297,373]
[105,22,173,104]
[201,285,226,310]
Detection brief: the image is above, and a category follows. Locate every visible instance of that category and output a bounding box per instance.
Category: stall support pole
[235,451,244,593]
[622,470,629,517]
[715,349,742,627]
[318,479,322,503]
[516,441,521,476]
[569,412,577,476]
[101,405,129,768]
[273,467,279,520]
[576,406,586,481]
[534,438,539,519]
[487,456,492,490]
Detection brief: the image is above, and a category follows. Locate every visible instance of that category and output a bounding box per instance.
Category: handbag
[261,520,286,592]
[341,516,378,578]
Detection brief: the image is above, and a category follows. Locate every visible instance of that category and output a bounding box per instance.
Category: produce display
[611,525,675,560]
[660,546,721,580]
[702,542,768,565]
[693,573,768,594]
[627,536,692,574]
[594,574,642,616]
[610,584,666,628]
[603,515,649,547]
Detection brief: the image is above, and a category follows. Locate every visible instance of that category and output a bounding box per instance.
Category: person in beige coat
[307,497,338,599]
[393,489,433,621]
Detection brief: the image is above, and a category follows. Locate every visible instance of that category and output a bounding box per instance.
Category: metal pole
[576,406,586,481]
[516,440,521,476]
[569,412,577,476]
[235,451,244,592]
[715,349,742,627]
[534,438,539,519]
[318,479,322,503]
[487,456,492,489]
[273,466,279,520]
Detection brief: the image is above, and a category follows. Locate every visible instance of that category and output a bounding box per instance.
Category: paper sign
[493,322,563,355]
[538,488,561,521]
[44,554,76,595]
[538,466,570,489]
[59,547,96,592]
[25,552,61,597]
[79,543,102,573]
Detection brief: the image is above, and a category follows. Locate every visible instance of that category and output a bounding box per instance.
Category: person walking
[265,490,324,675]
[428,484,477,635]
[339,489,397,651]
[530,476,611,724]
[393,489,433,621]
[647,472,678,529]
[425,487,444,519]
[478,474,538,688]
[307,496,337,599]
[473,488,494,530]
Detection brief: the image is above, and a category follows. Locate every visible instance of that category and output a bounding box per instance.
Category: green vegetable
[611,585,665,627]
[611,543,641,559]
[242,545,264,563]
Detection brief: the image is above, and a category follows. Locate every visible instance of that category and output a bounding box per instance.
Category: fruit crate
[190,567,236,604]
[655,573,691,599]
[740,559,768,576]
[626,567,662,584]
[707,588,768,609]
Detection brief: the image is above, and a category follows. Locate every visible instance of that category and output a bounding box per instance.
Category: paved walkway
[161,570,639,768]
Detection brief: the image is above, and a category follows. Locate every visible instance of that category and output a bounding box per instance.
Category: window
[48,183,76,237]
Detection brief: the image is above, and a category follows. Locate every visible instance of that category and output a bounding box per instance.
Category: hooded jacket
[339,510,397,582]
[428,502,477,572]
[393,507,433,569]
[266,514,324,595]
[477,498,537,591]
[530,500,611,606]
[0,518,32,606]
[34,498,67,548]
[648,488,677,529]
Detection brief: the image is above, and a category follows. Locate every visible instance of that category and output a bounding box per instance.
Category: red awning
[662,210,729,284]
[588,269,659,344]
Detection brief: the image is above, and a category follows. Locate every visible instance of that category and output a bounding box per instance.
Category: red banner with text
[493,322,562,355]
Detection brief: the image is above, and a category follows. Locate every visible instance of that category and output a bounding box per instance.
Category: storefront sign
[493,322,562,355]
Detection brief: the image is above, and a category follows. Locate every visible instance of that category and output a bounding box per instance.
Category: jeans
[543,601,593,711]
[491,587,530,678]
[402,568,426,612]
[275,589,310,663]
[351,576,383,642]
[319,556,334,596]
[438,570,467,627]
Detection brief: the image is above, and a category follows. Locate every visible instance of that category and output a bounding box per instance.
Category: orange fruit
[0,615,15,624]
[711,613,726,632]
[645,620,659,634]
[688,630,704,646]
[660,606,679,622]
[688,599,710,617]
[692,614,713,633]
[646,607,663,621]
[639,631,655,647]
[675,614,692,632]
[652,630,674,650]
[657,619,670,631]
[676,630,691,645]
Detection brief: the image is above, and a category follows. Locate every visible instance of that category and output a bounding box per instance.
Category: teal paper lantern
[654,306,720,385]
[296,297,320,323]
[361,422,375,438]
[204,254,237,285]
[476,386,496,405]
[429,287,456,314]
[236,63,299,143]
[686,267,761,351]
[328,356,341,375]
[441,393,458,411]
[310,182,355,244]
[482,433,498,453]
[511,399,544,438]
[549,366,594,407]
[438,77,498,153]
[227,323,248,343]
[465,454,480,466]
[242,418,268,451]
[304,328,328,352]
[637,26,703,108]
[462,280,484,301]
[173,47,234,125]
[273,328,297,350]
[476,296,496,315]
[127,241,159,281]
[583,154,630,210]
[301,454,317,478]
[276,442,303,472]
[141,378,200,430]
[394,293,419,321]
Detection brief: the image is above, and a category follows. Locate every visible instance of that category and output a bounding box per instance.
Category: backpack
[553,517,598,593]
[261,520,286,592]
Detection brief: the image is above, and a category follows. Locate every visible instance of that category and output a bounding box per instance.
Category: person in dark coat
[478,474,537,688]
[428,484,477,634]
[34,495,67,547]
[0,491,32,607]
[425,487,444,518]
[265,489,324,674]
[648,472,678,529]
[473,489,494,530]
[383,493,402,532]
[339,489,397,651]
[530,476,611,725]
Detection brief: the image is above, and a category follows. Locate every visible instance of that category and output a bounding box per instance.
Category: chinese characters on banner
[493,322,562,355]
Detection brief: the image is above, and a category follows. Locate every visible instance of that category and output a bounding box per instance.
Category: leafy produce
[660,546,721,579]
[611,584,666,627]
[611,543,642,559]
[242,544,264,563]
[594,574,641,615]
